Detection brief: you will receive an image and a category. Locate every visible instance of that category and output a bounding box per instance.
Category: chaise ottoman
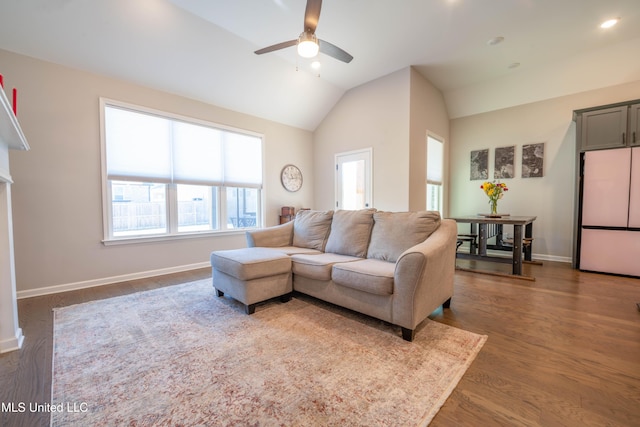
[210,247,293,314]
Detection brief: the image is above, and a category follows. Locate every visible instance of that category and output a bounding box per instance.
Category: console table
[450,215,537,280]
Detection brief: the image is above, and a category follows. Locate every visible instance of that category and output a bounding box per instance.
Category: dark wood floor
[1,262,639,426]
[433,260,640,427]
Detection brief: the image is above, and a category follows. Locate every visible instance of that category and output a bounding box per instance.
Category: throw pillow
[324,209,376,257]
[293,210,334,251]
[367,211,441,262]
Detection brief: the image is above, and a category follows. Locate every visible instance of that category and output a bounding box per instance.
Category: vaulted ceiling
[1,0,639,130]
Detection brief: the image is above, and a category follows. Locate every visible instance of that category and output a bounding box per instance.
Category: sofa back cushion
[367,211,441,262]
[324,209,376,257]
[293,210,334,251]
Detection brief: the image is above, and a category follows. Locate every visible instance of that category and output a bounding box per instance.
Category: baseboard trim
[18,251,572,300]
[0,328,24,354]
[455,248,572,264]
[16,262,211,299]
[530,253,572,263]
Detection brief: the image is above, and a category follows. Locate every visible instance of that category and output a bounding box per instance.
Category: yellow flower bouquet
[481,181,508,215]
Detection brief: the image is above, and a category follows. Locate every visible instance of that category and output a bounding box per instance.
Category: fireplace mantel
[0,84,29,353]
[0,88,29,151]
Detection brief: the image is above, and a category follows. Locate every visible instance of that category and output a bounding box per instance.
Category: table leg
[470,223,478,254]
[479,223,488,256]
[524,222,533,261]
[513,224,523,275]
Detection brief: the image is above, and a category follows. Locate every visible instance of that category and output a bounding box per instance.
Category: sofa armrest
[391,219,457,330]
[246,221,294,248]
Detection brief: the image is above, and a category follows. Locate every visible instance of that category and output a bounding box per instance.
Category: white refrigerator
[579,147,640,276]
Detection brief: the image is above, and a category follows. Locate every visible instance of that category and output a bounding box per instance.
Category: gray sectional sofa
[211,209,457,341]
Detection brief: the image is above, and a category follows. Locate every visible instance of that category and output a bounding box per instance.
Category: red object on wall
[12,88,17,115]
[0,74,3,88]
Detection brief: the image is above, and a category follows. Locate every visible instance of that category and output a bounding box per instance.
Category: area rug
[51,279,487,426]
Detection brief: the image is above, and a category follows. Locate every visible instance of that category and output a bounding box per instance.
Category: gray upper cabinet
[629,104,640,147]
[577,102,640,151]
[579,106,628,151]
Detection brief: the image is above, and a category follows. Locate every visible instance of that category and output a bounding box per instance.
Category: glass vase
[490,199,498,215]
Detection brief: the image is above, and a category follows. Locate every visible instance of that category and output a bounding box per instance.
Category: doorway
[335,148,372,210]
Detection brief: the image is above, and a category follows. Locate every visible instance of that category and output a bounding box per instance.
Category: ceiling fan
[254,0,353,63]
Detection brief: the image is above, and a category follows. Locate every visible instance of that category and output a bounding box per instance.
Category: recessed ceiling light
[487,36,504,46]
[600,18,619,29]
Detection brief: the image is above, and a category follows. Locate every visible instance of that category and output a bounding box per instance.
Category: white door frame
[334,148,373,210]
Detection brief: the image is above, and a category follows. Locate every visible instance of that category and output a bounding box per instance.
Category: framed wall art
[522,143,544,178]
[494,146,515,179]
[470,149,489,180]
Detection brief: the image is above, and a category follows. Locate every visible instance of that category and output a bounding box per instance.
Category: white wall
[449,80,640,261]
[1,49,314,295]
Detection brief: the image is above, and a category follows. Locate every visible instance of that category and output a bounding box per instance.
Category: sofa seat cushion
[291,253,361,281]
[324,209,376,257]
[210,248,291,281]
[263,246,323,256]
[367,211,441,262]
[332,259,395,296]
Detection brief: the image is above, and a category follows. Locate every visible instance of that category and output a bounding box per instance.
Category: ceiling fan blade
[319,39,353,63]
[254,39,297,55]
[304,0,322,33]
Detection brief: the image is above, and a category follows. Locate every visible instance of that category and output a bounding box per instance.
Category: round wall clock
[281,164,303,192]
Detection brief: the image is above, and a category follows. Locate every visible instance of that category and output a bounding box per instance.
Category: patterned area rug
[51,280,487,426]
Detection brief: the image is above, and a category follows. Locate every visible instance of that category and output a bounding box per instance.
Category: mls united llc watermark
[2,401,88,413]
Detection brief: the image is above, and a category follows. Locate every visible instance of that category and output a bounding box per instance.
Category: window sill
[102,229,250,246]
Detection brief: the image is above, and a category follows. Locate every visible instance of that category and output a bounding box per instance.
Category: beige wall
[449,80,640,261]
[2,49,314,295]
[7,44,640,293]
[409,67,450,212]
[314,68,410,211]
[314,67,449,212]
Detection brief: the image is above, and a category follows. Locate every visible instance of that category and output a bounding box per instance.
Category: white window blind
[223,132,263,188]
[105,107,172,182]
[172,121,223,186]
[105,104,262,188]
[427,136,443,184]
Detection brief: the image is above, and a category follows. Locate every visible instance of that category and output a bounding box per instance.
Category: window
[426,135,444,215]
[101,100,262,241]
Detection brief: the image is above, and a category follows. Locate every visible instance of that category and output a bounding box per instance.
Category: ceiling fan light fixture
[254,1,352,63]
[297,31,319,58]
[600,18,619,29]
